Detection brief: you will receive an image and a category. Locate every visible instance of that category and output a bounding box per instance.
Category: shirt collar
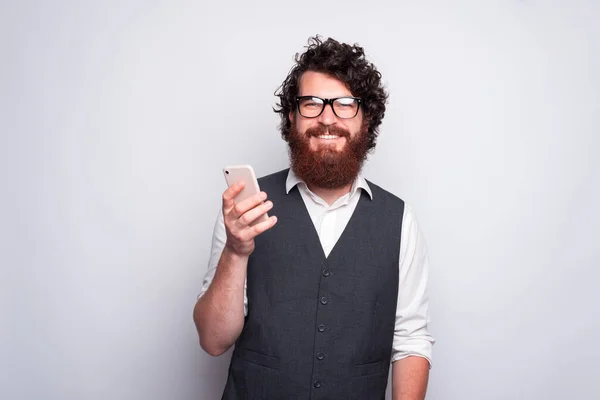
[285,168,373,200]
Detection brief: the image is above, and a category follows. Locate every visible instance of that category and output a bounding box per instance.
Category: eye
[300,97,324,108]
[335,98,357,107]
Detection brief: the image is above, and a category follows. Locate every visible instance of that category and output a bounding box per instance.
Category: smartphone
[223,165,269,225]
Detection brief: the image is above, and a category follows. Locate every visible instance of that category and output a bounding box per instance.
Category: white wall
[2,1,599,399]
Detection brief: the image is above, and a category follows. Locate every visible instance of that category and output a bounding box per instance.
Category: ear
[289,111,295,124]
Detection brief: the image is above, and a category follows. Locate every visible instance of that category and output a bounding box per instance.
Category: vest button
[320,296,328,305]
[318,324,326,332]
[313,380,322,388]
[322,269,330,277]
[316,352,324,360]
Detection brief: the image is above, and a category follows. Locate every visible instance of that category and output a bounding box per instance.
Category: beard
[287,122,370,189]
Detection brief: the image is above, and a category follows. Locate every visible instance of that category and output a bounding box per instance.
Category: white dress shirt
[199,169,434,366]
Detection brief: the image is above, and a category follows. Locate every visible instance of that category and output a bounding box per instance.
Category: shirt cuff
[391,353,433,369]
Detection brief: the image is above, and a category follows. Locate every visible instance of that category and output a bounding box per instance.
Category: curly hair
[274,36,388,151]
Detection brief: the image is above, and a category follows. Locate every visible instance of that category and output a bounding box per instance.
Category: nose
[317,103,336,126]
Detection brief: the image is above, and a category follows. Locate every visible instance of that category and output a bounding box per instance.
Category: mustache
[305,125,350,139]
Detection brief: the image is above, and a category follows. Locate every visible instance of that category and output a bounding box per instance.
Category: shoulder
[364,178,405,207]
[257,168,289,184]
[257,168,289,195]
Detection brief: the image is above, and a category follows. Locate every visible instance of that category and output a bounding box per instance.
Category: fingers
[238,200,273,226]
[245,215,278,239]
[226,190,268,219]
[221,182,278,256]
[224,214,278,256]
[226,192,272,231]
[222,181,245,212]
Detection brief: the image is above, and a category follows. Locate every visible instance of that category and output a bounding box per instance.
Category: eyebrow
[298,94,354,98]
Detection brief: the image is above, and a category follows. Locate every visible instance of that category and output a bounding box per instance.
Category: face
[287,71,370,189]
[289,71,364,152]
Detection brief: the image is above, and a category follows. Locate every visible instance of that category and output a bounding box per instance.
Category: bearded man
[194,36,434,400]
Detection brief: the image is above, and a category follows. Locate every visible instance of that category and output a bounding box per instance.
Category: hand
[222,181,277,257]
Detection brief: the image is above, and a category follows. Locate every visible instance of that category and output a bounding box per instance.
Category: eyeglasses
[295,96,362,119]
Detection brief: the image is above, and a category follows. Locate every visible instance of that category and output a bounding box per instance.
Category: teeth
[317,135,339,140]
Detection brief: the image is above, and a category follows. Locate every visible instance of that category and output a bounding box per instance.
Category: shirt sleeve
[391,204,435,367]
[197,208,249,316]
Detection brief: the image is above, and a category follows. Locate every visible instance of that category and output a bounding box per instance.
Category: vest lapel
[285,186,326,261]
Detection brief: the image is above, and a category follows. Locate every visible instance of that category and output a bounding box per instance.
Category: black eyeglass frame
[295,96,362,119]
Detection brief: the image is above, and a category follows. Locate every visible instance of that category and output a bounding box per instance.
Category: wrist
[222,244,251,262]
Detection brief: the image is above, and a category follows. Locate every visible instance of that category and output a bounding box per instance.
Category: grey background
[1,0,599,399]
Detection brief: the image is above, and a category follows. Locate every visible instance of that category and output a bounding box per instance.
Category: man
[194,36,434,399]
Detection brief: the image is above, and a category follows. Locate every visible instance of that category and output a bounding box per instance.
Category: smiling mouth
[315,135,341,140]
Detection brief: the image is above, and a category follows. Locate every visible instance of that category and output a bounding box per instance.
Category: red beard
[288,122,370,189]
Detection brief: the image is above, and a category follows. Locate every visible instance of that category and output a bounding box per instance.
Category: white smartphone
[223,165,269,225]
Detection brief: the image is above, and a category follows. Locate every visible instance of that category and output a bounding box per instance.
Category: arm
[193,246,248,356]
[392,356,430,400]
[392,205,435,398]
[193,181,277,356]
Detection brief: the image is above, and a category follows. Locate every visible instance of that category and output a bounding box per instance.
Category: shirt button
[314,380,322,388]
[322,270,330,277]
[318,324,325,332]
[316,352,324,360]
[320,296,328,305]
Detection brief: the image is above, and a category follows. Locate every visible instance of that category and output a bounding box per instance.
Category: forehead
[298,71,354,97]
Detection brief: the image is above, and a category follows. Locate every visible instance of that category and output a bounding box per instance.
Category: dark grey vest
[222,169,404,400]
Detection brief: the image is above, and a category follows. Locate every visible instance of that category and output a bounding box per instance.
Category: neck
[306,183,353,206]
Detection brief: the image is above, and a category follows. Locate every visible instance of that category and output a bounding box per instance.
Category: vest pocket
[239,348,280,370]
[353,359,387,377]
